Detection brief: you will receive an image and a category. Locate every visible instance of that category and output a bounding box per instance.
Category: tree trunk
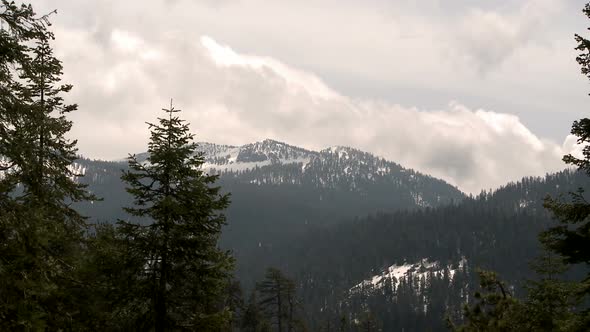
[277,282,282,332]
[155,248,168,332]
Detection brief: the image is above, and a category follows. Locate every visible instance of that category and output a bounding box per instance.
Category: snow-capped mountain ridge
[128,139,403,172]
[196,139,404,178]
[198,139,315,172]
[114,139,464,206]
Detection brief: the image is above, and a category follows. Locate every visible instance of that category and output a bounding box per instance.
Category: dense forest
[1,0,590,331]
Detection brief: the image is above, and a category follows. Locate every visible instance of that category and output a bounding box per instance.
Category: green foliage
[454,4,590,331]
[0,1,94,329]
[356,311,380,332]
[542,173,590,272]
[519,254,577,330]
[542,1,590,273]
[538,2,590,329]
[541,119,590,270]
[222,279,245,331]
[449,270,520,332]
[117,102,234,331]
[73,223,147,331]
[242,291,272,332]
[451,254,586,332]
[575,4,590,87]
[256,268,302,332]
[76,161,588,330]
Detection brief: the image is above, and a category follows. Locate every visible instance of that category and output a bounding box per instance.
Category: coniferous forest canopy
[1,1,590,331]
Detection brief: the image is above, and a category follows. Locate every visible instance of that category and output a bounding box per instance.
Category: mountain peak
[260,138,283,144]
[196,139,314,172]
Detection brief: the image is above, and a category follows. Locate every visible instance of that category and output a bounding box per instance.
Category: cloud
[55,31,569,193]
[200,36,339,100]
[563,134,588,160]
[198,34,575,194]
[452,0,566,73]
[31,0,588,194]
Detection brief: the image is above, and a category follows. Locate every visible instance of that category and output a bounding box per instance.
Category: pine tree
[358,311,378,332]
[258,268,287,332]
[0,1,41,199]
[0,2,36,180]
[517,253,581,331]
[242,291,272,332]
[454,3,590,330]
[542,134,590,274]
[339,314,347,332]
[75,222,146,330]
[0,2,94,329]
[542,146,590,293]
[257,268,300,332]
[448,270,520,332]
[223,279,245,331]
[541,2,590,328]
[119,102,233,331]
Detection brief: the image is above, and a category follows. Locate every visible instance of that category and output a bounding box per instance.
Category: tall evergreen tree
[119,102,233,331]
[542,119,590,292]
[0,2,94,329]
[257,267,300,332]
[0,5,41,323]
[455,3,590,330]
[242,291,272,332]
[542,1,590,327]
[517,253,581,331]
[339,314,348,332]
[258,268,288,332]
[448,270,519,332]
[358,311,379,332]
[222,279,245,331]
[541,129,590,305]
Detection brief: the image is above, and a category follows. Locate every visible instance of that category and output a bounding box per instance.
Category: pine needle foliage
[119,102,234,331]
[0,2,94,329]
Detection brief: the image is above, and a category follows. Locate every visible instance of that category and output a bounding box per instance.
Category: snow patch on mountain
[350,257,467,295]
[115,139,464,204]
[199,139,314,172]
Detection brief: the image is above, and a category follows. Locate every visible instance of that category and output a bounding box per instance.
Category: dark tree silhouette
[119,102,233,331]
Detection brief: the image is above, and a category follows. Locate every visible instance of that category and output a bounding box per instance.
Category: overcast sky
[33,0,590,194]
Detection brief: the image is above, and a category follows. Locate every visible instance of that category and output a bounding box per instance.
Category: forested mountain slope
[260,169,590,330]
[73,144,589,330]
[74,139,464,287]
[76,139,463,223]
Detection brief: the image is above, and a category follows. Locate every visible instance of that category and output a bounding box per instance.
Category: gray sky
[34,0,590,193]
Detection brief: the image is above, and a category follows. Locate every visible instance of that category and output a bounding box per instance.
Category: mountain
[198,139,461,206]
[76,138,465,222]
[72,140,590,330]
[112,139,461,204]
[348,257,468,296]
[74,139,465,285]
[200,139,313,172]
[263,169,590,331]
